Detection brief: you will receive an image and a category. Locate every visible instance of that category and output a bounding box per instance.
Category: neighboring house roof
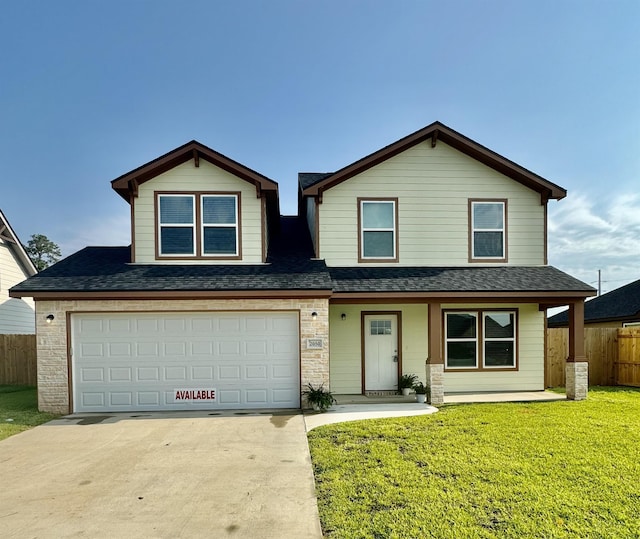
[548,278,640,326]
[0,209,37,277]
[299,121,567,201]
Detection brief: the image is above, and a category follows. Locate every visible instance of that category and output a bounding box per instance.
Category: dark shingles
[548,278,640,326]
[329,266,595,293]
[298,173,333,190]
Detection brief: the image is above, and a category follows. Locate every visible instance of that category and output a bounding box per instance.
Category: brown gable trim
[111,140,279,202]
[330,290,594,303]
[302,121,567,201]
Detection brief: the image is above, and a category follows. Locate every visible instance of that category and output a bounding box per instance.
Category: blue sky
[1,1,638,294]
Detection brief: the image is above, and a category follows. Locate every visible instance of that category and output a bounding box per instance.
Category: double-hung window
[445,310,517,370]
[157,193,239,258]
[201,195,238,255]
[158,195,196,256]
[359,199,397,261]
[470,200,506,261]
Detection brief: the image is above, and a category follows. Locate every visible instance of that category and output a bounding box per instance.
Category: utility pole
[598,269,601,296]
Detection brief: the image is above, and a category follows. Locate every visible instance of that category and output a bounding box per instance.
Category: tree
[24,234,61,271]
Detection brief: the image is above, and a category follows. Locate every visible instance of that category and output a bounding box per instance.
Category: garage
[71,311,300,412]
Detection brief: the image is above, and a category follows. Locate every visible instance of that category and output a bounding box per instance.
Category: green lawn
[0,385,58,441]
[308,387,640,538]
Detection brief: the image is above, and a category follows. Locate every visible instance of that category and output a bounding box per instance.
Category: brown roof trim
[330,290,593,303]
[301,121,567,201]
[15,289,332,301]
[111,140,279,202]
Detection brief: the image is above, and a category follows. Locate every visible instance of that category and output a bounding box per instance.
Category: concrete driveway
[0,411,322,538]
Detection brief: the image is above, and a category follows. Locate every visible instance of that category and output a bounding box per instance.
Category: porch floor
[304,391,565,431]
[334,390,564,405]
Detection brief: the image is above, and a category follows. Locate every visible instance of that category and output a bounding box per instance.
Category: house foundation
[566,361,588,401]
[426,363,444,405]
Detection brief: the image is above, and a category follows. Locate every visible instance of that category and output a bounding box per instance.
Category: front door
[364,314,399,391]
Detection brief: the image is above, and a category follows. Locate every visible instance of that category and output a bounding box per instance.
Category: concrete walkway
[304,391,564,431]
[0,411,322,539]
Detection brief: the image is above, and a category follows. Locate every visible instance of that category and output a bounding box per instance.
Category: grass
[0,385,58,441]
[308,387,640,538]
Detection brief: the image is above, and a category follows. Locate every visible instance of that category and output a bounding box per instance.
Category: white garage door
[71,312,300,412]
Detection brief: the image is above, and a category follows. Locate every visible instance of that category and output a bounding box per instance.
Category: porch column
[426,302,444,405]
[566,299,588,400]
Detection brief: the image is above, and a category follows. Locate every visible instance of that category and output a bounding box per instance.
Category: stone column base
[566,362,588,401]
[426,363,444,405]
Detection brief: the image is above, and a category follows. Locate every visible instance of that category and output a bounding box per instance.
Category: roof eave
[111,140,279,203]
[301,121,567,200]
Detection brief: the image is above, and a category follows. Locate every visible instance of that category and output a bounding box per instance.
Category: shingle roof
[548,278,640,326]
[329,266,595,294]
[9,246,332,293]
[298,173,333,190]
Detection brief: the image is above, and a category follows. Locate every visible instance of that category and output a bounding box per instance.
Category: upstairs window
[201,195,238,255]
[157,193,240,258]
[470,200,506,261]
[159,195,195,256]
[359,199,398,262]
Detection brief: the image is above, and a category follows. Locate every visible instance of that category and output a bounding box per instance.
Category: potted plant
[302,383,336,412]
[399,373,418,396]
[413,382,428,404]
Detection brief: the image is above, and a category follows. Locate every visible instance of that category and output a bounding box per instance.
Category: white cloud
[549,191,640,294]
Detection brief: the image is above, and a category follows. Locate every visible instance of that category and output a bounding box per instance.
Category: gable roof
[111,140,279,202]
[300,121,567,201]
[0,209,37,277]
[548,278,640,326]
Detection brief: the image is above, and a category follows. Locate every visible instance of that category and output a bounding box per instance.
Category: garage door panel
[109,367,131,382]
[81,367,104,382]
[72,312,300,412]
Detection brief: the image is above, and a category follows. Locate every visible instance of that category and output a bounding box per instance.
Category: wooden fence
[0,334,37,385]
[546,327,640,388]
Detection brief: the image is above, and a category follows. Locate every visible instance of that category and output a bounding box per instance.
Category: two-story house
[0,209,36,333]
[10,122,595,414]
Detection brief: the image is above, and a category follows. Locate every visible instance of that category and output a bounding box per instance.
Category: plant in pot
[413,382,429,404]
[399,373,418,396]
[302,383,336,412]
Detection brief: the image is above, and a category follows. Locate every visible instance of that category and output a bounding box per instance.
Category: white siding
[318,141,545,266]
[133,160,264,263]
[0,242,35,333]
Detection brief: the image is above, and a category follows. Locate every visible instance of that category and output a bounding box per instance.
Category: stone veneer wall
[35,298,329,414]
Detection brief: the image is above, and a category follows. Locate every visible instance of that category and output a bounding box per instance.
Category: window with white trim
[471,201,505,259]
[445,310,517,370]
[157,193,239,257]
[159,195,195,256]
[360,199,397,260]
[201,195,238,255]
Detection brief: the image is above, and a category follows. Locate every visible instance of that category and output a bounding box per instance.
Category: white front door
[364,314,399,391]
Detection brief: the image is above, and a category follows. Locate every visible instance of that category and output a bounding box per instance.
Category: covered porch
[327,265,595,405]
